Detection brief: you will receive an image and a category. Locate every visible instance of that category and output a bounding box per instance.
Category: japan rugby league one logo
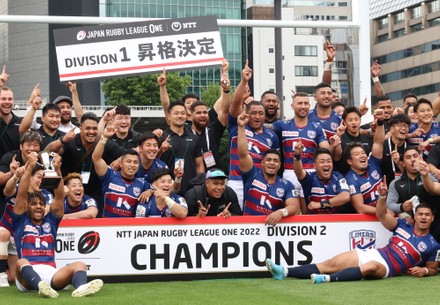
[78,231,101,254]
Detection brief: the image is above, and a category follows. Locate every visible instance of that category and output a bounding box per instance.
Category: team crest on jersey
[331,122,338,131]
[371,170,380,180]
[109,183,125,192]
[276,188,284,197]
[292,189,298,197]
[417,241,427,252]
[349,230,376,250]
[311,187,325,194]
[252,179,267,190]
[307,130,316,138]
[85,198,95,207]
[42,222,51,233]
[133,187,141,197]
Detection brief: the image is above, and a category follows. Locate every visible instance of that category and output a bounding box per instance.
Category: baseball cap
[205,168,228,180]
[52,95,73,106]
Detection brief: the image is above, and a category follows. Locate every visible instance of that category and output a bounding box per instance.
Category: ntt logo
[78,231,101,254]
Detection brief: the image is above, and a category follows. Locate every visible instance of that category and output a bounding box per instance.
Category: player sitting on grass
[12,152,103,298]
[266,176,440,283]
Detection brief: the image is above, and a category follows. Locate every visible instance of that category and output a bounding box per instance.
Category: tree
[200,82,221,108]
[102,72,192,106]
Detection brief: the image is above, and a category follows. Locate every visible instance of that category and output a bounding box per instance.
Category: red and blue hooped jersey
[63,195,97,215]
[100,167,151,218]
[228,114,280,181]
[409,122,440,158]
[378,218,440,277]
[11,211,61,267]
[241,166,298,215]
[345,156,382,207]
[273,119,327,170]
[135,157,168,183]
[300,171,349,214]
[308,108,342,138]
[135,193,187,217]
[1,189,53,233]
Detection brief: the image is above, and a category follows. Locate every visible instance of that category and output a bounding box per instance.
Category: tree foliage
[102,73,192,106]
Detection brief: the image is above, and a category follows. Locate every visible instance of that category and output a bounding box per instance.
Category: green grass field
[1,276,439,305]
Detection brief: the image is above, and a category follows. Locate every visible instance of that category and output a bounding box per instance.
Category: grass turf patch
[1,276,439,305]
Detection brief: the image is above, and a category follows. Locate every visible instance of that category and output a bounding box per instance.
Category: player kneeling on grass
[266,176,440,283]
[12,152,102,298]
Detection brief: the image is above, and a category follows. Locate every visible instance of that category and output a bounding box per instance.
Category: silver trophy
[38,150,61,189]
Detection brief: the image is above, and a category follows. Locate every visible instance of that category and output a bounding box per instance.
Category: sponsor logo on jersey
[42,223,51,233]
[307,130,316,138]
[252,179,267,190]
[282,131,299,137]
[408,138,423,144]
[292,189,298,197]
[396,227,411,239]
[418,241,427,252]
[276,188,284,197]
[360,182,371,192]
[311,187,325,194]
[267,139,273,146]
[24,225,38,234]
[349,230,376,250]
[136,205,146,217]
[349,185,356,195]
[245,129,254,137]
[133,187,141,197]
[109,183,126,192]
[85,198,95,207]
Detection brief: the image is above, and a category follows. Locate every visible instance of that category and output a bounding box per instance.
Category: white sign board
[53,16,224,82]
[55,215,392,280]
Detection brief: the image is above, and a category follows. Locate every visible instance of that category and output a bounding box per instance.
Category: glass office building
[103,0,246,96]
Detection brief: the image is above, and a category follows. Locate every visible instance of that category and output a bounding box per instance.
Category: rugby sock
[0,259,7,273]
[21,265,41,290]
[330,267,362,282]
[72,270,87,289]
[287,264,320,279]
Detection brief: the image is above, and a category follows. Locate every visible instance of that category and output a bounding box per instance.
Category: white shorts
[0,227,17,256]
[355,248,390,278]
[16,264,58,292]
[227,180,244,210]
[283,170,305,198]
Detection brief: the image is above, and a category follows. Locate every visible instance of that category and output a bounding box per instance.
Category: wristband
[294,154,301,161]
[379,195,387,200]
[12,174,19,182]
[223,90,230,94]
[377,120,384,126]
[99,136,108,144]
[320,199,332,208]
[424,267,429,276]
[281,208,288,217]
[429,138,434,144]
[175,177,182,184]
[59,137,66,144]
[165,196,175,209]
[324,61,333,71]
[372,76,379,83]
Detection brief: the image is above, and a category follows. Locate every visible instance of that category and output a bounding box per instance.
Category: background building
[370,0,440,106]
[247,0,356,118]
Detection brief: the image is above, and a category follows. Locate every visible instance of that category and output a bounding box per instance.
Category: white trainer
[38,281,59,298]
[72,279,103,298]
[0,272,9,287]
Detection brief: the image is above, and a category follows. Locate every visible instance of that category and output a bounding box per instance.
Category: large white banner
[53,16,224,82]
[55,215,392,280]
